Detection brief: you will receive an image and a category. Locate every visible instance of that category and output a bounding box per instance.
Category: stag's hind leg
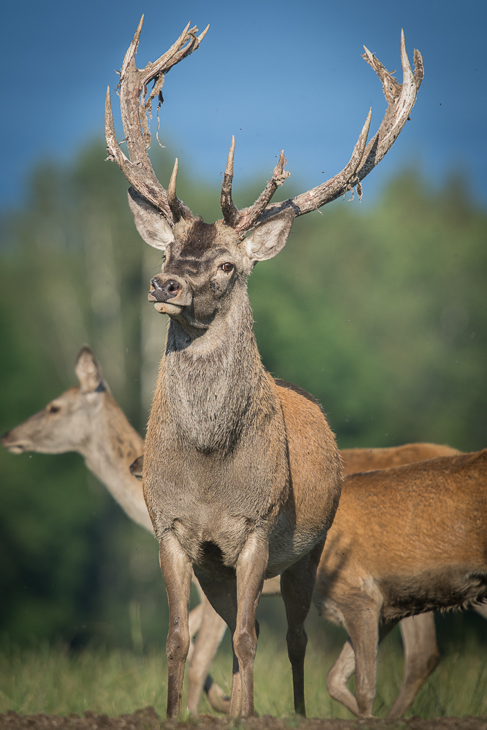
[158,533,193,718]
[280,541,324,716]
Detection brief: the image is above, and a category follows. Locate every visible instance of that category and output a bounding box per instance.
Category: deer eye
[47,404,61,414]
[220,262,234,273]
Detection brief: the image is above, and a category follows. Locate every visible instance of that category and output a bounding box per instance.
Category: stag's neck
[161,291,271,453]
[81,396,152,532]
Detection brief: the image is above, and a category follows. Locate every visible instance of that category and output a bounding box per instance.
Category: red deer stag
[314,450,487,717]
[104,17,423,717]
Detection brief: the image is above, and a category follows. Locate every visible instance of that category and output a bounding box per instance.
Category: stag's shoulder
[272,377,342,505]
[273,378,335,443]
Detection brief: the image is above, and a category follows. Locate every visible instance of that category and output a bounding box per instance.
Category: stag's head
[128,186,295,330]
[105,17,423,333]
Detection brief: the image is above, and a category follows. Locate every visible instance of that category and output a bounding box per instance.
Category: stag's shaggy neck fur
[163,289,275,454]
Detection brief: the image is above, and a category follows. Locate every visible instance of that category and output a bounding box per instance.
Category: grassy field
[0,624,486,720]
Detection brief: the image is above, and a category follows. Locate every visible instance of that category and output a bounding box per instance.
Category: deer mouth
[1,434,26,454]
[148,277,189,315]
[151,300,184,316]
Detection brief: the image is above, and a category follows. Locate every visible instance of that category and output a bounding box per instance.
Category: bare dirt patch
[1,709,486,730]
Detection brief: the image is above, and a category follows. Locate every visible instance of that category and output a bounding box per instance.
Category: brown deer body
[142,225,342,718]
[314,450,487,717]
[105,18,423,717]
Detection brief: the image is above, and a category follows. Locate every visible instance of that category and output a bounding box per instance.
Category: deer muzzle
[148,275,191,315]
[2,431,27,454]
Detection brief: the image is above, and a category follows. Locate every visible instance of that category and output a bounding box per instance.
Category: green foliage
[0,139,486,652]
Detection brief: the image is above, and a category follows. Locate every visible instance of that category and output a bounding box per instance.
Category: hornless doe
[104,17,423,717]
[315,451,487,717]
[0,346,228,713]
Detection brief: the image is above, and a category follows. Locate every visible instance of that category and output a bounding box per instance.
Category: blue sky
[1,0,486,213]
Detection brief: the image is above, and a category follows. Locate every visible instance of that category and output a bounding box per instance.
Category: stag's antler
[105,15,209,225]
[231,30,423,234]
[106,22,423,237]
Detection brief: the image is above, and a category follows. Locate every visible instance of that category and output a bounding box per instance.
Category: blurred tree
[0,141,486,649]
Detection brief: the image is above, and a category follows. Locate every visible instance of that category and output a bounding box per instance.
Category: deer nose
[150,277,182,302]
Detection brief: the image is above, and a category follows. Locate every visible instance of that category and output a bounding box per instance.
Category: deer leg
[337,598,383,718]
[327,638,360,715]
[326,621,396,717]
[231,531,269,717]
[193,569,240,711]
[158,533,193,718]
[280,541,324,716]
[386,612,440,719]
[187,602,204,667]
[186,593,229,714]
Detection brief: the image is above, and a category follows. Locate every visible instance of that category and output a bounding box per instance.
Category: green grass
[0,630,486,719]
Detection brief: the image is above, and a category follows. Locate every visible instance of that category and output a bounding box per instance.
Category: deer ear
[75,346,104,393]
[127,188,175,251]
[244,208,295,262]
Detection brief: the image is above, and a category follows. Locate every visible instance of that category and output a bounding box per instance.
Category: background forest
[0,139,486,657]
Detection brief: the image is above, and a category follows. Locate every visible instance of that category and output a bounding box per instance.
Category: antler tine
[233,150,291,234]
[221,136,241,227]
[252,31,423,223]
[167,158,192,222]
[106,18,208,224]
[221,141,292,234]
[119,15,144,82]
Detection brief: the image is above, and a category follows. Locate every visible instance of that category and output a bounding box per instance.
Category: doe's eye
[220,262,234,273]
[47,404,60,414]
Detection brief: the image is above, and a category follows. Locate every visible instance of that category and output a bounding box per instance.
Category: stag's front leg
[158,533,193,718]
[232,531,269,717]
[280,541,324,716]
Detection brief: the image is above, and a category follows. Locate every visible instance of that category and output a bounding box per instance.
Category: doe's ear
[75,346,104,393]
[127,188,175,252]
[244,207,295,262]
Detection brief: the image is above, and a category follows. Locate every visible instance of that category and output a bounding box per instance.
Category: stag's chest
[144,390,289,557]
